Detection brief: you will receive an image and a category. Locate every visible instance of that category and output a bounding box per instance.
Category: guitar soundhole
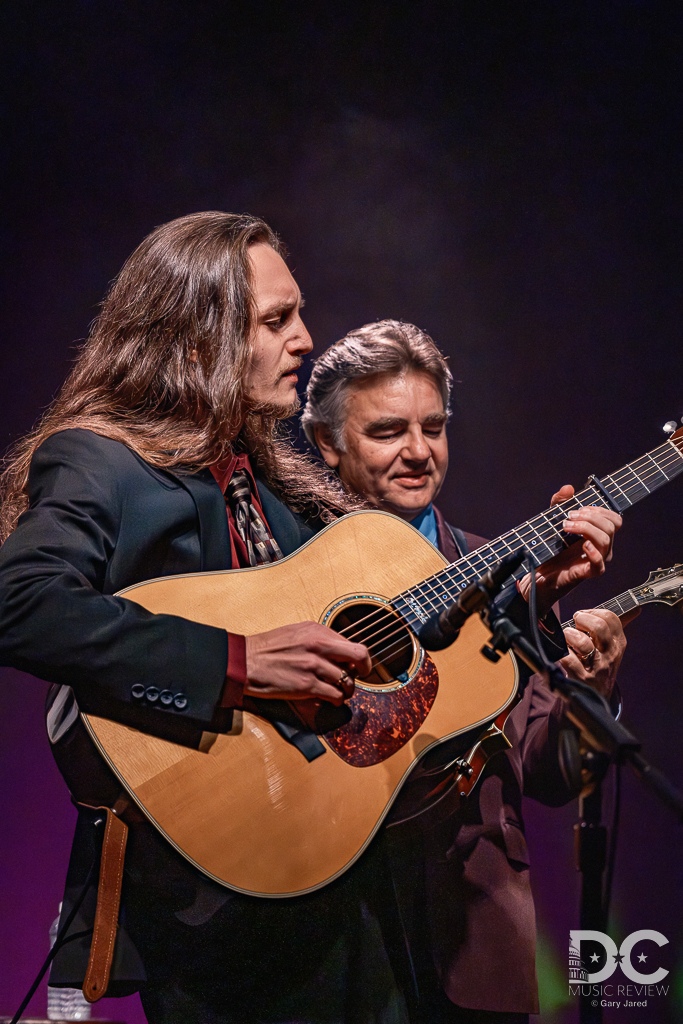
[327,600,417,688]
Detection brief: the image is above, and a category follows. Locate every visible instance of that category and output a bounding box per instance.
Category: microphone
[418,548,528,651]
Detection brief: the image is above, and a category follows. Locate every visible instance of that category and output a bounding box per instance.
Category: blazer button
[145,686,160,703]
[159,690,174,706]
[173,693,188,710]
[131,684,145,700]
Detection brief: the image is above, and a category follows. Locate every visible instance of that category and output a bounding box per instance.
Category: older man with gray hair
[301,319,473,561]
[301,319,629,1024]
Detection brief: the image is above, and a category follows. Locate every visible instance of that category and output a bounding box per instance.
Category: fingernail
[563,519,574,530]
[585,540,595,552]
[567,510,580,519]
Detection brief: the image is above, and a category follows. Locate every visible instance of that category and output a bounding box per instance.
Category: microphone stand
[574,753,611,1024]
[477,603,683,1024]
[419,547,683,1022]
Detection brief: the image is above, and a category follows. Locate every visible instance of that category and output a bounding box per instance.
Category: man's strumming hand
[244,622,372,705]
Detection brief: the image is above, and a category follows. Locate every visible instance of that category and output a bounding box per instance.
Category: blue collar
[410,504,438,548]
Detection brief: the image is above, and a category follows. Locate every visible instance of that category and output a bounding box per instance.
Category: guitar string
[334,453,683,662]
[368,545,683,665]
[336,488,609,648]
[342,519,628,664]
[363,559,630,675]
[361,447,683,634]
[348,554,668,672]
[344,558,683,680]
[333,447,683,671]
[562,569,683,630]
[346,442,683,643]
[364,542,683,673]
[386,450,683,656]
[333,491,584,644]
[400,449,683,608]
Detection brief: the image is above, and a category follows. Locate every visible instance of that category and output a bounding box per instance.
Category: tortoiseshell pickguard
[323,653,439,766]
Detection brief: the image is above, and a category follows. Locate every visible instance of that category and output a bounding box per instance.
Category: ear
[313,424,342,469]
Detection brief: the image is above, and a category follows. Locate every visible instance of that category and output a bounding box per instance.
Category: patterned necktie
[225,470,283,566]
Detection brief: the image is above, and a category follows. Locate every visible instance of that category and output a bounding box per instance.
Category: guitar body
[82,511,517,897]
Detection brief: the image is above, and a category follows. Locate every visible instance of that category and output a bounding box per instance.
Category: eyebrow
[259,294,305,321]
[365,412,447,431]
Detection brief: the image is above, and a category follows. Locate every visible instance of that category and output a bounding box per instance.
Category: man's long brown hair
[0,211,357,541]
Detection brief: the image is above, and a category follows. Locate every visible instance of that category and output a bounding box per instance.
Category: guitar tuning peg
[663,420,677,434]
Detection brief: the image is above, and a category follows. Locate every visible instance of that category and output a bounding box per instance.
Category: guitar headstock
[662,421,683,443]
[634,564,683,608]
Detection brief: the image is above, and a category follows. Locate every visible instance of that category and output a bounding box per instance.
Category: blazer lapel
[168,469,316,568]
[174,469,232,571]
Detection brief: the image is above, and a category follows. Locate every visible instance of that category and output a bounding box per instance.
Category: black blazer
[0,428,324,993]
[0,427,318,732]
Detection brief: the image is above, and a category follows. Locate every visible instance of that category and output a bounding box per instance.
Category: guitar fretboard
[562,563,683,629]
[562,591,640,629]
[392,434,683,632]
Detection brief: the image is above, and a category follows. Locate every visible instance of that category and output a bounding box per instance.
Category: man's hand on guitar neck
[518,483,623,617]
[560,606,639,700]
[244,622,372,705]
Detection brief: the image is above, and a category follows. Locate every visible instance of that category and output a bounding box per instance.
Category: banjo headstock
[634,564,683,608]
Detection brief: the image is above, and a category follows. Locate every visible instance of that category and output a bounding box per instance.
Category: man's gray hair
[301,319,452,451]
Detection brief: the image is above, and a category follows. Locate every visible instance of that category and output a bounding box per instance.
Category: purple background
[1,3,683,1021]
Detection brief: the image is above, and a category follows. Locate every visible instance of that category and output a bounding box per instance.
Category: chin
[277,396,302,419]
[384,498,432,522]
[394,490,433,511]
[253,393,301,420]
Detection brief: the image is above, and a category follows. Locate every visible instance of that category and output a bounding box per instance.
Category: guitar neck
[393,433,683,632]
[562,591,641,630]
[562,564,683,628]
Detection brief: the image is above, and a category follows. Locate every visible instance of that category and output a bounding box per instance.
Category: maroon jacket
[394,508,575,1014]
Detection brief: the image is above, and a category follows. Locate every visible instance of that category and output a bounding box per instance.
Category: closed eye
[368,428,406,440]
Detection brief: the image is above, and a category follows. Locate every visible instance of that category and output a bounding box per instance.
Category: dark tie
[225,470,283,566]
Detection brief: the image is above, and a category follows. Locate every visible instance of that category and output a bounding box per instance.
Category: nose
[288,312,314,356]
[402,428,431,463]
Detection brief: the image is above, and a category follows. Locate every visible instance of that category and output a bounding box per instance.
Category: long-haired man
[0,214,417,1024]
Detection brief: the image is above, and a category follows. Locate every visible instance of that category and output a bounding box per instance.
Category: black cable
[526,555,554,674]
[526,553,613,708]
[10,819,103,1024]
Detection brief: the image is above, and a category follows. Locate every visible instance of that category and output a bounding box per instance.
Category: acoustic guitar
[77,429,683,897]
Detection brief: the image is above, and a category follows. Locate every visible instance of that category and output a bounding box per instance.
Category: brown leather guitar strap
[82,805,128,1003]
